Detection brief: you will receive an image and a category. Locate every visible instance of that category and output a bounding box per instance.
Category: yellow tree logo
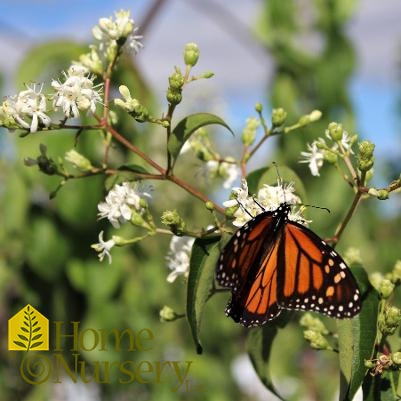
[8,304,49,351]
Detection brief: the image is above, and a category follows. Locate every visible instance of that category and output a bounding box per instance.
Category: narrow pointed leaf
[18,334,28,342]
[247,313,292,401]
[186,236,221,354]
[338,266,379,401]
[30,341,44,349]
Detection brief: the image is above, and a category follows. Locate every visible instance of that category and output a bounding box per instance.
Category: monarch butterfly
[216,201,361,327]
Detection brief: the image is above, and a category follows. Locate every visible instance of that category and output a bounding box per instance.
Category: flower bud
[65,149,93,171]
[303,330,331,350]
[327,122,343,141]
[358,140,375,172]
[161,210,186,235]
[159,306,178,322]
[379,306,401,336]
[205,201,215,211]
[169,71,184,90]
[166,89,182,105]
[241,117,260,146]
[392,352,401,365]
[308,109,322,122]
[271,108,287,126]
[202,71,214,79]
[184,43,199,67]
[255,102,263,113]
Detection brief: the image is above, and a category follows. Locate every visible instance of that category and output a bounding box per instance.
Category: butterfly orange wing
[216,203,361,327]
[216,211,284,326]
[278,221,361,318]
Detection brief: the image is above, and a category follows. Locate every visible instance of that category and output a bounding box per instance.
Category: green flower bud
[161,210,186,235]
[324,149,338,164]
[65,149,93,171]
[169,71,184,90]
[379,306,401,336]
[327,122,343,141]
[271,108,287,126]
[308,110,322,122]
[377,189,389,200]
[184,43,200,67]
[358,140,375,172]
[241,117,260,146]
[255,102,263,113]
[159,306,178,322]
[379,278,395,299]
[303,330,331,350]
[392,352,401,365]
[203,71,214,79]
[205,201,215,211]
[364,359,376,369]
[166,88,182,105]
[359,159,375,172]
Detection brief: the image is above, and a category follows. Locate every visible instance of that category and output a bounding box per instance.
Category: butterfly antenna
[302,204,331,214]
[272,162,287,204]
[236,200,255,218]
[252,196,265,212]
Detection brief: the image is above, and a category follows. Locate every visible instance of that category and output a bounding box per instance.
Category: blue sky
[0,0,400,160]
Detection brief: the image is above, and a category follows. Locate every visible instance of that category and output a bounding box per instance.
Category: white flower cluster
[92,10,143,54]
[97,181,151,228]
[5,84,51,133]
[223,179,305,227]
[0,65,102,133]
[300,126,354,176]
[52,64,102,118]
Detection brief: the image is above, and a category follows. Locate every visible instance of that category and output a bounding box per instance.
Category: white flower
[300,142,325,176]
[91,231,116,263]
[166,236,195,283]
[224,179,305,227]
[92,10,143,54]
[51,64,103,118]
[204,159,240,189]
[339,131,354,154]
[97,181,151,228]
[7,84,51,132]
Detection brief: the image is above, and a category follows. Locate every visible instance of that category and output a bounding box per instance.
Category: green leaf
[338,265,379,401]
[186,236,221,354]
[168,113,233,163]
[247,313,293,401]
[18,334,28,342]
